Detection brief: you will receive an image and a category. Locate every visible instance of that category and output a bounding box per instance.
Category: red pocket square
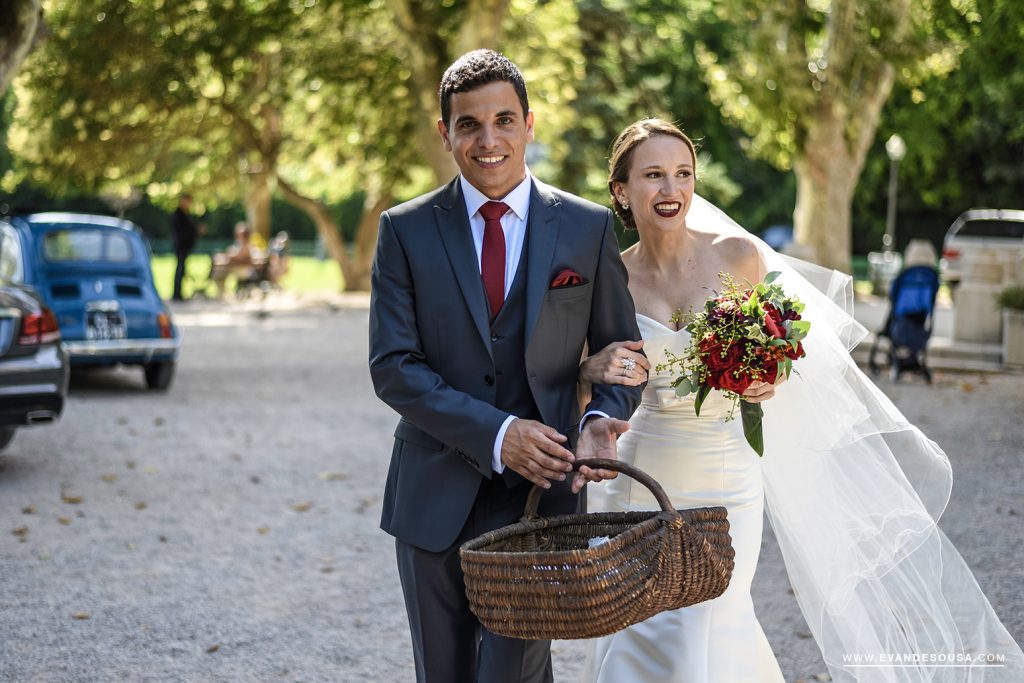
[550,268,585,288]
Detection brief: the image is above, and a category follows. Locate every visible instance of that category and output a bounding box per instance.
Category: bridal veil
[685,194,1023,682]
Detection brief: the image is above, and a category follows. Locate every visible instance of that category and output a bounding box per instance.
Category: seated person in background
[210,222,268,296]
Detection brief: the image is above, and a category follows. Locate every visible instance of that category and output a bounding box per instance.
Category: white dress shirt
[460,174,608,473]
[459,174,532,474]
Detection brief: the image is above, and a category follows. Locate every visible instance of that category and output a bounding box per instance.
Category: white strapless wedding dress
[582,313,786,683]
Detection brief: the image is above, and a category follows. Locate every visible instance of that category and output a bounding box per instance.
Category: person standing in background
[170,193,199,301]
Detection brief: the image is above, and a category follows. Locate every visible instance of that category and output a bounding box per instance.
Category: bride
[574,118,1023,682]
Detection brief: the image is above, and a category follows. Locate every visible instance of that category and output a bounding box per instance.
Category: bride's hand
[579,340,649,386]
[742,370,787,403]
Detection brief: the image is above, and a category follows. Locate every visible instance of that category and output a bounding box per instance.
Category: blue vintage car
[0,212,180,390]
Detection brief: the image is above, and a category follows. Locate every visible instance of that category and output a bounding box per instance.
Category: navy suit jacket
[369,176,644,551]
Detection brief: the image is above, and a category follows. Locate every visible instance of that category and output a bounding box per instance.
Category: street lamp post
[884,133,907,252]
[868,133,908,295]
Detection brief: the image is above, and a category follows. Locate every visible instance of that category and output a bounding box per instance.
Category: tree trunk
[276,176,391,292]
[792,59,896,273]
[386,0,510,186]
[0,0,42,94]
[348,192,393,291]
[244,165,274,241]
[275,176,350,285]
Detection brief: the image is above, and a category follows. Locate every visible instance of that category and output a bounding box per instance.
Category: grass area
[150,254,343,300]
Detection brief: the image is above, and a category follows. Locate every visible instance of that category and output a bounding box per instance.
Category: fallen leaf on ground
[12,526,29,539]
[231,453,242,461]
[21,506,35,514]
[320,567,335,574]
[71,612,90,620]
[206,644,221,653]
[58,516,71,525]
[62,494,83,504]
[319,471,347,481]
[250,476,261,484]
[101,474,118,483]
[959,381,975,393]
[159,536,168,543]
[289,501,313,512]
[257,526,270,535]
[154,417,165,427]
[126,460,137,469]
[134,501,147,510]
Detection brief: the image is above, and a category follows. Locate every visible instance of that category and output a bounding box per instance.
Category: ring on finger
[621,357,637,373]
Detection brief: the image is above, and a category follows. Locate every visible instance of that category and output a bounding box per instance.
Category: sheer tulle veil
[685,194,1024,682]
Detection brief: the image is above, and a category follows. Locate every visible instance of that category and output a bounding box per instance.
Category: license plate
[86,310,126,340]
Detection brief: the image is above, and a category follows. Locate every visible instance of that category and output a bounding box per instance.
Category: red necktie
[479,201,510,320]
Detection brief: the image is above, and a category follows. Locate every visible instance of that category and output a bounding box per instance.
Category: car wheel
[144,361,176,391]
[0,426,16,452]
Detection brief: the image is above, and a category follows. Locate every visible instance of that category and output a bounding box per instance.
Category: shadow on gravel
[69,366,154,395]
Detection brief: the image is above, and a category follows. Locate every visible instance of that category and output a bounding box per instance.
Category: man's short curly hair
[439,50,529,127]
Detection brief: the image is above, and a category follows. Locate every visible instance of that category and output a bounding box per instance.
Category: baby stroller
[869,264,940,382]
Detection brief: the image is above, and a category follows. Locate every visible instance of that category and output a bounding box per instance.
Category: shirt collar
[460,172,532,222]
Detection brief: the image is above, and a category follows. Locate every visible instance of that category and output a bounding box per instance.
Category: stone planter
[1003,309,1024,368]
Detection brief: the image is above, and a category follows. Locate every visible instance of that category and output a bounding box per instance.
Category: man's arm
[582,210,645,421]
[573,210,646,490]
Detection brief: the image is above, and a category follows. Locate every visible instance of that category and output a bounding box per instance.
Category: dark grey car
[0,282,69,451]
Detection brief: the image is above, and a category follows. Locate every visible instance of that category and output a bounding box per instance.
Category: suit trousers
[395,475,554,683]
[172,250,190,300]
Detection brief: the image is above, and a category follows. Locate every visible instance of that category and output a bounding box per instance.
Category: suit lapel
[524,180,560,345]
[434,179,493,356]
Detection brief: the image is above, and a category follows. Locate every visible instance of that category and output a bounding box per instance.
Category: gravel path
[1,296,1020,682]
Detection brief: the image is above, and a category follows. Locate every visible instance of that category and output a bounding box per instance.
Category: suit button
[491,334,499,343]
[484,375,495,386]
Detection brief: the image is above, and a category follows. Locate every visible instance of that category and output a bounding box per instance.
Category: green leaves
[789,320,811,341]
[740,401,764,457]
[693,384,712,417]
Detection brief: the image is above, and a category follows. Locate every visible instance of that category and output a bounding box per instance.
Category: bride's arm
[578,340,649,413]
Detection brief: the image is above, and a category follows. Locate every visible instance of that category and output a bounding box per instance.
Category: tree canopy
[2,0,1021,287]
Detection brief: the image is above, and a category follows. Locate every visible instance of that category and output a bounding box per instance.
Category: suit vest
[488,236,541,423]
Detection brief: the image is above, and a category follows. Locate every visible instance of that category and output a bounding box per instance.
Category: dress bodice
[636,313,734,418]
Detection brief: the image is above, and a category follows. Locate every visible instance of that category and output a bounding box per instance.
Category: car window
[42,229,135,263]
[956,220,1024,240]
[0,227,24,282]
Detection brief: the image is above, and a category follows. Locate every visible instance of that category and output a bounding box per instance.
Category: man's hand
[572,417,630,493]
[500,418,574,489]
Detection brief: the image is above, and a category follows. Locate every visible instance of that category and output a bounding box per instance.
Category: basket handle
[522,458,677,520]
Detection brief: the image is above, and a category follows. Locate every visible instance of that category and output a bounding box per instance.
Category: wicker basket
[459,458,735,640]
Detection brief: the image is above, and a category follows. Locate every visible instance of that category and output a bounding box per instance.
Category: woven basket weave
[459,458,735,640]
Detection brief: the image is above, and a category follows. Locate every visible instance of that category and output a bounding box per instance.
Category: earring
[621,201,629,210]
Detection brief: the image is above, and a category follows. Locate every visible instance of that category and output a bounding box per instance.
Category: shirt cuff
[579,410,610,433]
[492,415,518,474]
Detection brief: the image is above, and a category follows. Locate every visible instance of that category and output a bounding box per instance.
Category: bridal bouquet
[657,271,810,456]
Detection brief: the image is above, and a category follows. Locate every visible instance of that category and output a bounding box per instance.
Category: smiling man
[368,50,645,683]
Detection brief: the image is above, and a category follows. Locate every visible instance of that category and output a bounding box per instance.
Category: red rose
[719,368,754,394]
[783,309,801,321]
[704,340,744,378]
[762,303,786,339]
[756,356,780,383]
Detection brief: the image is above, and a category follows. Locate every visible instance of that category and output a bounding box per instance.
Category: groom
[369,50,644,682]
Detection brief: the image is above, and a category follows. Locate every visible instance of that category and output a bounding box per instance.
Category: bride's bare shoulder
[708,231,761,281]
